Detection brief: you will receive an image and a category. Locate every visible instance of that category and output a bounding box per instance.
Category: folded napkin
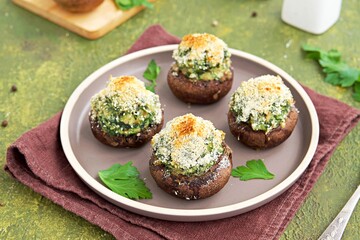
[5,25,360,240]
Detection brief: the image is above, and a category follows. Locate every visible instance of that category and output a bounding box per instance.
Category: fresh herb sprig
[231,159,275,181]
[302,44,360,102]
[114,0,153,11]
[143,59,161,93]
[99,162,152,200]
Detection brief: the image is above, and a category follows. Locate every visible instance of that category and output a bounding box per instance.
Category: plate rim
[60,44,319,221]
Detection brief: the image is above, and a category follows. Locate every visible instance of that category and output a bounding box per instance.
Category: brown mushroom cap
[89,110,164,148]
[149,143,232,200]
[167,67,233,104]
[228,107,299,149]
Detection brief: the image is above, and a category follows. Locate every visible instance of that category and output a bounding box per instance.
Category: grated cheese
[174,33,227,66]
[229,75,295,133]
[151,113,225,176]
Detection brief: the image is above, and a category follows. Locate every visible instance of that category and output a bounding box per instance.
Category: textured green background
[0,0,359,239]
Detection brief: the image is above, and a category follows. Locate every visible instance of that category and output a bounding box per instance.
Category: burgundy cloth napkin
[5,25,360,240]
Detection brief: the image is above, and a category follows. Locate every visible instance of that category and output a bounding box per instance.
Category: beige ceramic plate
[60,45,319,221]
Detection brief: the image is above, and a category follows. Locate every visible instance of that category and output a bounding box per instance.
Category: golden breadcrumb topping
[107,75,144,93]
[151,113,225,176]
[176,33,227,67]
[172,33,232,81]
[229,75,295,133]
[90,75,162,136]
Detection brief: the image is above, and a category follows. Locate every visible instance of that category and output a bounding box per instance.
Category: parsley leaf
[114,0,153,11]
[99,162,152,200]
[143,59,161,93]
[231,159,275,181]
[302,44,360,102]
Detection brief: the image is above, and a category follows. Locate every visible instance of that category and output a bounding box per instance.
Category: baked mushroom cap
[149,113,232,200]
[89,75,163,148]
[167,66,233,104]
[228,108,298,149]
[228,75,298,149]
[90,110,164,148]
[168,33,233,104]
[149,143,232,200]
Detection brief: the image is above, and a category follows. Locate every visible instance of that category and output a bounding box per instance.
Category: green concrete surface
[0,0,359,239]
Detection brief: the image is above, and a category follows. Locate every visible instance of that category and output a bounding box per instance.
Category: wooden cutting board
[12,0,147,40]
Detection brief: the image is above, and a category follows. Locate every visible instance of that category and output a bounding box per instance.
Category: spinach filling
[232,101,291,133]
[152,135,224,176]
[92,95,158,136]
[248,102,291,132]
[176,49,231,81]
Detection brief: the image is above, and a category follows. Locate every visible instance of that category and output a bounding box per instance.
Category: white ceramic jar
[281,0,342,34]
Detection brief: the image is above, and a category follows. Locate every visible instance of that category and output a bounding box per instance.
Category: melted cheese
[151,113,225,175]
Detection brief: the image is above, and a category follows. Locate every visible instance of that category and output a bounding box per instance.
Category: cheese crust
[229,75,295,133]
[172,33,232,81]
[151,113,225,176]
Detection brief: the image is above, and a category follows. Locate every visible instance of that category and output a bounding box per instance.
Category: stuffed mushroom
[168,33,233,104]
[228,75,298,149]
[89,75,164,148]
[149,113,232,200]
